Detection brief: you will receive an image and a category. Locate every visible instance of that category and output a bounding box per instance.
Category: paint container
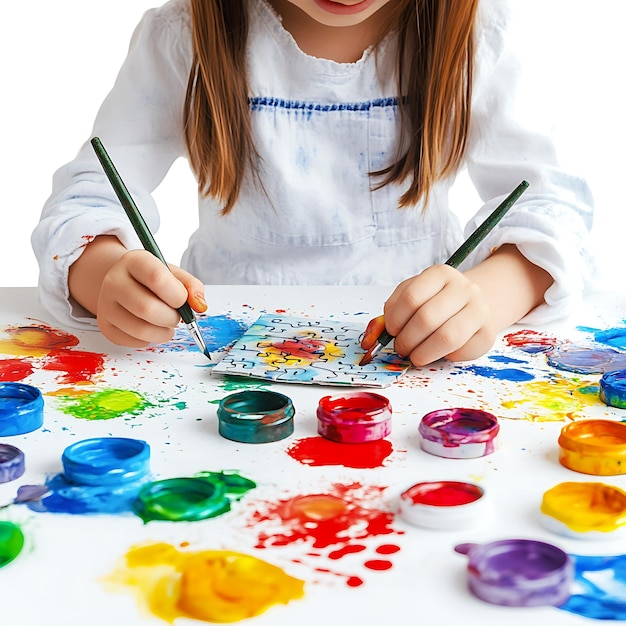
[0,382,44,436]
[217,390,294,444]
[62,437,150,486]
[399,481,488,530]
[418,408,499,459]
[540,481,626,540]
[133,477,231,522]
[599,369,626,409]
[0,521,25,568]
[558,419,626,475]
[0,444,25,484]
[454,539,573,607]
[316,392,391,443]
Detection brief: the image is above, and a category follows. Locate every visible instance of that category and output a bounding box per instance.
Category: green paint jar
[217,390,295,443]
[0,521,24,568]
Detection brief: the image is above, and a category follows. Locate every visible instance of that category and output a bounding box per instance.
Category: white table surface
[1,286,625,626]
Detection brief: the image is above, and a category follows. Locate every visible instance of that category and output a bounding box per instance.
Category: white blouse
[32,0,593,330]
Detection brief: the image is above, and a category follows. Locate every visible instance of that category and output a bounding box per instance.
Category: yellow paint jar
[558,419,626,475]
[540,481,626,539]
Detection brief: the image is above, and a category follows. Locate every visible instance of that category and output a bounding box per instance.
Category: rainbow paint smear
[105,542,304,623]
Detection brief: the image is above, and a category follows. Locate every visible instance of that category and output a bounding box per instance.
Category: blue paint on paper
[558,553,626,620]
[488,354,529,365]
[163,315,248,353]
[577,325,626,351]
[463,365,535,382]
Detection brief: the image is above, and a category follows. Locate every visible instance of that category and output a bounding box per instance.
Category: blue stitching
[249,97,399,112]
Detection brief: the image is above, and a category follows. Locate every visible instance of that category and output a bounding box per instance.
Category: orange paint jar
[558,419,626,475]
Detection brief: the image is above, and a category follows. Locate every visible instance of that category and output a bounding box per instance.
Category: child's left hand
[361,264,497,366]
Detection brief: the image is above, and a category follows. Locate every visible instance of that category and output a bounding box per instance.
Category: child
[32,0,593,366]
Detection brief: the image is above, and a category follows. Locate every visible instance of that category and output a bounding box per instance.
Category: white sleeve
[31,1,192,330]
[462,0,594,324]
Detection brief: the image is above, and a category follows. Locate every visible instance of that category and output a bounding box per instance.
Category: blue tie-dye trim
[249,96,399,112]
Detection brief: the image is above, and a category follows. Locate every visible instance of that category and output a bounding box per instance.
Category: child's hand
[96,250,207,348]
[363,265,496,366]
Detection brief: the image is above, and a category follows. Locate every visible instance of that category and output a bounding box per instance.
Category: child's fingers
[170,265,207,313]
[361,315,386,349]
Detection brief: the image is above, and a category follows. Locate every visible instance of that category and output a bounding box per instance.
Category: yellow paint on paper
[105,542,305,623]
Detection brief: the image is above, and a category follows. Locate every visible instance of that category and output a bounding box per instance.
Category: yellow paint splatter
[541,482,626,533]
[500,375,601,421]
[105,543,305,623]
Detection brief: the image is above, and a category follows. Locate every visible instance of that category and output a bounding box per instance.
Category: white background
[1,1,624,288]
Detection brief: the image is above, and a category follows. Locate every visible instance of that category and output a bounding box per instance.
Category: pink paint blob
[286,436,393,468]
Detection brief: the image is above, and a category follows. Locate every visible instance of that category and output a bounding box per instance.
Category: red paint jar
[316,392,392,443]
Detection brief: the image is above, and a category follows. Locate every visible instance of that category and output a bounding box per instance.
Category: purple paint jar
[418,407,499,459]
[317,392,391,443]
[0,444,25,483]
[454,539,573,607]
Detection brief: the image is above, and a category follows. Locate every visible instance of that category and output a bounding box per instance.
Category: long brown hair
[184,0,478,213]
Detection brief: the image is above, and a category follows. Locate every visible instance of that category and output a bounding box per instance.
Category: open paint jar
[217,390,295,444]
[558,419,626,475]
[0,444,25,484]
[599,369,626,409]
[454,539,573,607]
[399,481,487,530]
[540,481,626,540]
[316,392,391,443]
[62,437,150,486]
[418,408,499,459]
[0,382,44,436]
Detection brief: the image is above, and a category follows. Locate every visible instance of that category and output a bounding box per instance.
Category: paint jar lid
[558,419,626,476]
[454,539,573,607]
[218,390,295,444]
[547,343,626,374]
[599,369,626,409]
[0,444,25,484]
[62,437,150,486]
[399,481,488,530]
[540,481,626,540]
[317,392,392,443]
[0,382,44,436]
[418,407,499,459]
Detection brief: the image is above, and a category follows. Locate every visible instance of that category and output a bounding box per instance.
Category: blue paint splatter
[559,553,626,620]
[463,365,535,382]
[161,315,248,354]
[488,354,529,365]
[577,325,626,351]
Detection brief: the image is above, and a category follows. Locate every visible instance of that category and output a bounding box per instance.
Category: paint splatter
[500,375,602,421]
[462,364,535,382]
[547,344,626,375]
[503,329,557,353]
[0,521,24,567]
[249,483,402,586]
[105,542,305,623]
[578,324,626,351]
[0,358,34,382]
[42,348,105,384]
[286,436,393,468]
[52,388,153,421]
[559,554,626,620]
[0,324,79,357]
[217,375,270,393]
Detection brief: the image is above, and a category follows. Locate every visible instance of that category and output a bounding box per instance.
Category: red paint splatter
[286,436,393,468]
[364,559,393,571]
[0,358,35,382]
[42,349,105,384]
[327,545,367,560]
[503,329,557,353]
[346,576,364,587]
[270,339,326,360]
[375,544,400,555]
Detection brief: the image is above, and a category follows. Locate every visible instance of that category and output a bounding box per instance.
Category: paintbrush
[90,137,212,360]
[359,179,530,366]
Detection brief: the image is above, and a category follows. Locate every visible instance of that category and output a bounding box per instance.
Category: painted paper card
[211,314,410,387]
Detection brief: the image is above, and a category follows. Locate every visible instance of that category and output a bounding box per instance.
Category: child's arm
[361,244,552,366]
[68,235,207,347]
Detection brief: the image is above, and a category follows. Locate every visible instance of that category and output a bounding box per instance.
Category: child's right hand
[69,235,207,348]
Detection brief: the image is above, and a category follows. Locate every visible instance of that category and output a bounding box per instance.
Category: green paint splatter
[58,389,154,420]
[219,375,270,392]
[0,521,24,567]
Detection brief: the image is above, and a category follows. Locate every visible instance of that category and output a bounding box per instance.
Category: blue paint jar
[217,390,295,443]
[62,437,150,486]
[0,444,25,483]
[599,369,626,409]
[0,382,44,436]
